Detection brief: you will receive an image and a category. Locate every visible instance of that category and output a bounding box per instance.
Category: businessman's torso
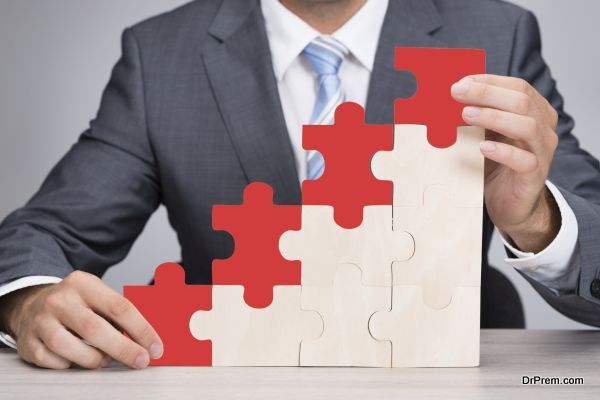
[131,0,524,283]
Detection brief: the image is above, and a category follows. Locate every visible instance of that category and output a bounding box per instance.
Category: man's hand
[0,270,163,369]
[451,74,561,253]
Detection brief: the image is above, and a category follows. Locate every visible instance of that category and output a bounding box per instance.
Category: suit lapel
[366,0,446,124]
[202,0,301,204]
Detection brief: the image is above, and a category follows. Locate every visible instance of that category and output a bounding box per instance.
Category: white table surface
[0,329,598,400]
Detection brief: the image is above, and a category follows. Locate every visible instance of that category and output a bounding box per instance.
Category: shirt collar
[261,0,389,81]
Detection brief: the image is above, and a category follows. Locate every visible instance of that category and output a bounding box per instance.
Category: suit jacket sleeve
[0,28,160,285]
[509,11,600,326]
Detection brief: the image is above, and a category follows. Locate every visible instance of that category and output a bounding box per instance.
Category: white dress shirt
[0,0,580,348]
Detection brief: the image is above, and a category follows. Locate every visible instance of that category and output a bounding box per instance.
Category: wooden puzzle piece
[371,125,484,208]
[279,205,414,287]
[123,263,212,366]
[189,286,322,366]
[300,263,391,367]
[369,285,480,367]
[392,185,482,309]
[212,182,301,309]
[394,47,486,148]
[301,102,393,229]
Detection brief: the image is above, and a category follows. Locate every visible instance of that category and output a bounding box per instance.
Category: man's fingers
[63,271,163,360]
[37,319,109,369]
[462,107,544,151]
[19,337,71,370]
[462,75,559,129]
[466,74,534,94]
[479,140,539,174]
[452,78,532,116]
[81,277,163,359]
[58,304,150,369]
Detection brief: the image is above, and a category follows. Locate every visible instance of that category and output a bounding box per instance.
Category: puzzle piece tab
[369,285,480,367]
[279,205,414,287]
[189,286,322,366]
[123,263,212,366]
[301,102,393,229]
[212,182,301,309]
[300,263,391,367]
[394,47,486,148]
[372,125,484,208]
[392,185,482,309]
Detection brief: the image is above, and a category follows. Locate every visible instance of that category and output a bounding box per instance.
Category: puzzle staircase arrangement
[123,47,486,367]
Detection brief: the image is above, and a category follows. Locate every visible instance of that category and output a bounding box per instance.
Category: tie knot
[303,36,349,77]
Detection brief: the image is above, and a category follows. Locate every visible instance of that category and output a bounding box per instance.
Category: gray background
[0,0,598,329]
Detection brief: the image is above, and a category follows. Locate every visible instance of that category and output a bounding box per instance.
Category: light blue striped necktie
[302,36,349,180]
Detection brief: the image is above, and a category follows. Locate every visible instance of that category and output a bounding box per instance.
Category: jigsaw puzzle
[279,205,414,287]
[371,124,484,208]
[370,285,481,367]
[394,47,486,148]
[301,102,393,229]
[391,184,482,310]
[123,263,212,366]
[189,285,322,366]
[123,47,486,368]
[299,263,391,367]
[211,182,301,309]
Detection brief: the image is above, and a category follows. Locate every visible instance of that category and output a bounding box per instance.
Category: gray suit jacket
[1,0,600,328]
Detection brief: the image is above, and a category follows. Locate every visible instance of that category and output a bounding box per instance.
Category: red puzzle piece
[394,47,486,148]
[123,263,212,366]
[301,102,393,229]
[212,182,301,309]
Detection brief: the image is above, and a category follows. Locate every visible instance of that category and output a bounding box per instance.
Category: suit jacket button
[591,279,600,299]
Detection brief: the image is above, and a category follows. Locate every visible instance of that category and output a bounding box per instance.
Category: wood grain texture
[279,205,414,287]
[392,185,482,309]
[1,330,598,400]
[370,286,480,367]
[189,285,322,366]
[371,125,485,208]
[300,263,391,367]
